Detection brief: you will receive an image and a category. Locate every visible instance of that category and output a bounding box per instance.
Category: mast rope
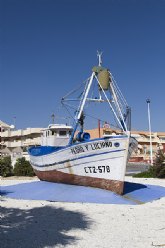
[62,78,90,100]
[61,99,120,130]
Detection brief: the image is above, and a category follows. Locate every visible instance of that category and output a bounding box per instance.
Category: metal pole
[146,99,153,165]
[13,116,16,130]
[98,119,101,138]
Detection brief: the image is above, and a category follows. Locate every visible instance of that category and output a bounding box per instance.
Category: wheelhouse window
[59,130,67,136]
[52,131,57,135]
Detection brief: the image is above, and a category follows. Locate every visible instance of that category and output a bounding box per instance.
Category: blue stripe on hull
[71,155,124,167]
[32,148,126,168]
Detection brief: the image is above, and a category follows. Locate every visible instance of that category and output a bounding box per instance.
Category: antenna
[97,50,103,66]
[51,113,55,124]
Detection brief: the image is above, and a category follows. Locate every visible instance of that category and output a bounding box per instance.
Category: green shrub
[14,157,35,176]
[153,150,165,178]
[0,156,13,177]
[133,150,165,178]
[133,168,154,178]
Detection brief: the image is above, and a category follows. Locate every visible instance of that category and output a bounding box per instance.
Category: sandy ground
[0,176,165,248]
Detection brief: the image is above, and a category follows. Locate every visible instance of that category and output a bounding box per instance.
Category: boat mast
[68,72,95,145]
[109,80,128,132]
[96,52,128,132]
[68,52,129,145]
[69,52,103,145]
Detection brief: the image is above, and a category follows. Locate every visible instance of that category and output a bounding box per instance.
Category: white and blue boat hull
[29,135,137,194]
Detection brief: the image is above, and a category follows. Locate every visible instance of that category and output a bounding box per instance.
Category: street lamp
[146,99,153,165]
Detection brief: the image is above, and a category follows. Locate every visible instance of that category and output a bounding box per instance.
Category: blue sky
[1,0,165,131]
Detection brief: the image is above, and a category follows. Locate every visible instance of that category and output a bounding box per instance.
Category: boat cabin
[41,124,73,147]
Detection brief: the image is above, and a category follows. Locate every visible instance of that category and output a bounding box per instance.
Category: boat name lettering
[84,166,110,173]
[71,141,112,155]
[71,146,85,155]
[90,141,112,150]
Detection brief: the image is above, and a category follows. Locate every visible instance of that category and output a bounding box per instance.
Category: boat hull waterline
[29,136,136,194]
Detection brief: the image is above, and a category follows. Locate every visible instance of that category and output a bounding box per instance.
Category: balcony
[1,128,42,137]
[7,140,23,148]
[137,136,159,143]
[23,128,42,136]
[23,137,41,146]
[10,130,23,137]
[1,130,10,137]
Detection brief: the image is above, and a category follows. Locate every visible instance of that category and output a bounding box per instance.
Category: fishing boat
[28,52,137,194]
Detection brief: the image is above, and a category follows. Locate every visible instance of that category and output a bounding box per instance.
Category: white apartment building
[0,120,42,166]
[1,119,165,165]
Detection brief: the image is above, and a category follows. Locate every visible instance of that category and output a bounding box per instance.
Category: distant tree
[153,150,165,178]
[14,157,35,176]
[0,156,13,177]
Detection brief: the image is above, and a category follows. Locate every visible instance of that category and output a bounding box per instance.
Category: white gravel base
[0,176,165,248]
